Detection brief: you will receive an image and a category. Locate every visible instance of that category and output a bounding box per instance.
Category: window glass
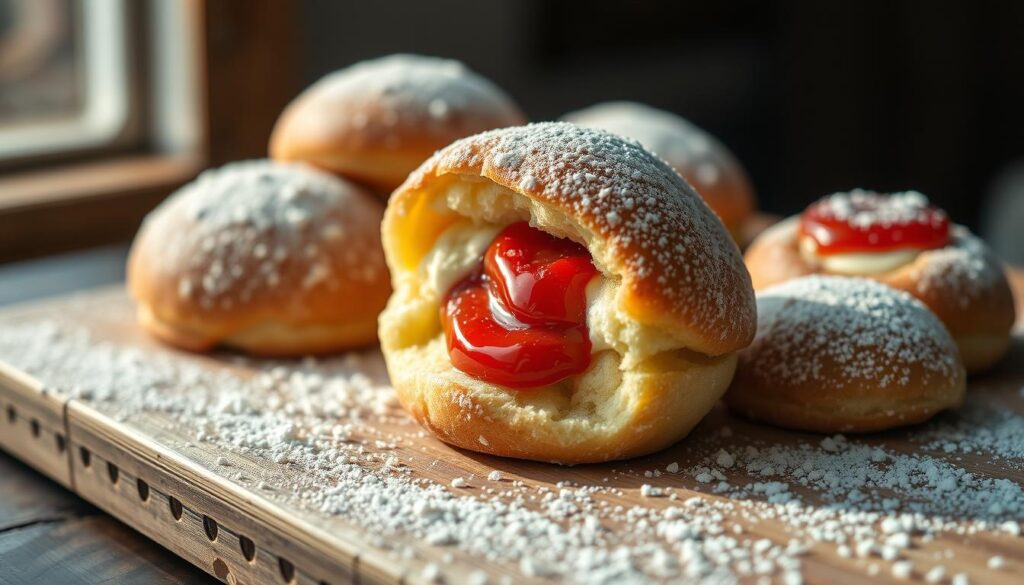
[0,0,129,160]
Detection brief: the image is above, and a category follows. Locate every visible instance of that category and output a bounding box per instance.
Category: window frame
[0,0,132,162]
[0,1,299,263]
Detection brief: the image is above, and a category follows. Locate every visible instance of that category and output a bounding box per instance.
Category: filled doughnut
[744,190,1016,372]
[269,54,527,195]
[562,101,755,239]
[379,123,757,464]
[727,275,966,433]
[128,160,390,356]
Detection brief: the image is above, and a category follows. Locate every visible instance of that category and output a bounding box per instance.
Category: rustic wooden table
[0,245,1021,584]
[0,246,214,584]
[0,451,212,584]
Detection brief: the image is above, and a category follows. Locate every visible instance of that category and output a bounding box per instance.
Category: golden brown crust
[744,218,1016,372]
[385,339,737,464]
[726,386,960,433]
[726,276,966,433]
[269,54,527,194]
[128,160,390,356]
[697,167,755,235]
[561,102,756,233]
[379,123,756,463]
[743,218,818,289]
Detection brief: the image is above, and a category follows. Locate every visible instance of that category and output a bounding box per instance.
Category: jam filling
[799,192,950,255]
[441,222,598,388]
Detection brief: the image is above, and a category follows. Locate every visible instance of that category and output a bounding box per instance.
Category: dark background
[298,0,1024,259]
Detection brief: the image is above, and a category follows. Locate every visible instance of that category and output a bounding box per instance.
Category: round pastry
[379,122,757,464]
[269,54,527,195]
[128,160,390,356]
[744,190,1016,372]
[727,275,966,433]
[562,101,755,238]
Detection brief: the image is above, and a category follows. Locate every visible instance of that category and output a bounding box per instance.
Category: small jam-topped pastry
[745,189,1016,372]
[379,123,757,464]
[442,222,598,388]
[798,191,950,274]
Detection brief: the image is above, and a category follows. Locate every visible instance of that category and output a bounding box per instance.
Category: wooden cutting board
[0,286,1022,585]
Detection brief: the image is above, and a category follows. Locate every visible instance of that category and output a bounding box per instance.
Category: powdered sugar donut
[128,160,390,356]
[744,190,1016,372]
[727,275,966,433]
[562,101,755,238]
[270,54,527,195]
[379,122,756,463]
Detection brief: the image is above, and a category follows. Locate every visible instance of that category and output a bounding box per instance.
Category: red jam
[441,222,598,388]
[798,192,950,255]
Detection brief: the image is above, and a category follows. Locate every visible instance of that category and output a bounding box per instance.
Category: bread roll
[270,54,527,194]
[562,101,755,238]
[379,123,757,463]
[128,160,390,356]
[727,275,966,433]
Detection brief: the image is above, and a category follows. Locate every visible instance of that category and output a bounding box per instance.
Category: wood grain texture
[0,363,71,488]
[0,515,212,585]
[0,451,212,585]
[0,275,1021,584]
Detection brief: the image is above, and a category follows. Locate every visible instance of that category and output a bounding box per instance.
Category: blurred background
[1,0,1023,299]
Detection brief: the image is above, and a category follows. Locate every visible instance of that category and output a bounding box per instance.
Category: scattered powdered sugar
[683,430,1024,521]
[745,276,960,387]
[413,122,756,353]
[135,160,384,311]
[808,190,945,230]
[912,226,1008,308]
[0,311,1021,583]
[0,320,394,427]
[916,402,1024,467]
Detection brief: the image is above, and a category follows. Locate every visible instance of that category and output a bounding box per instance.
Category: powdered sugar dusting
[297,54,524,149]
[917,403,1024,468]
[746,276,959,387]
[913,226,1007,309]
[418,122,756,353]
[562,102,737,191]
[134,160,384,311]
[810,190,944,231]
[682,430,1024,520]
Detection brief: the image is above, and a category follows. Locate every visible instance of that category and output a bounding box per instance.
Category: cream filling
[420,221,501,300]
[420,221,678,369]
[799,235,921,275]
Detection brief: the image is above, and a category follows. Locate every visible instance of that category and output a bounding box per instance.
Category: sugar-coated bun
[745,217,1016,372]
[379,123,756,463]
[128,160,390,356]
[562,101,755,236]
[727,276,966,433]
[270,54,527,194]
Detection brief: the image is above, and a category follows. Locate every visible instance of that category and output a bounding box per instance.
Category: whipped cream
[799,235,921,275]
[420,221,501,299]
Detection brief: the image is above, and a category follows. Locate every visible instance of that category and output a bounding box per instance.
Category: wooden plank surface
[0,283,1022,584]
[0,450,212,585]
